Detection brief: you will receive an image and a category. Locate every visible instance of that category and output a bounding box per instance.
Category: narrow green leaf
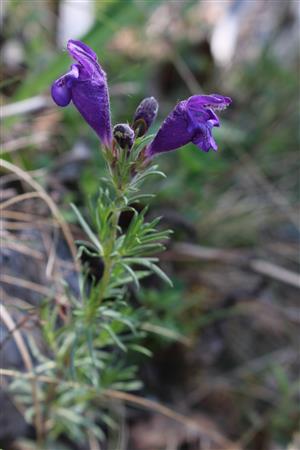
[77,245,99,259]
[129,344,152,357]
[148,263,173,287]
[120,263,140,289]
[71,203,103,255]
[123,257,173,287]
[110,270,150,288]
[102,324,126,352]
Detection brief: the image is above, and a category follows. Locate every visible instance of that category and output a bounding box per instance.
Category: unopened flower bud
[133,96,159,137]
[113,123,135,149]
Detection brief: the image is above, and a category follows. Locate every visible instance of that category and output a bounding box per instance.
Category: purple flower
[145,94,232,158]
[51,40,112,148]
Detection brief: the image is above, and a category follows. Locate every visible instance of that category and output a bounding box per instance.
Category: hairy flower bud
[113,123,135,149]
[133,96,159,137]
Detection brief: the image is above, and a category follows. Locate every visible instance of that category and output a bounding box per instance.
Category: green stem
[95,155,128,307]
[96,205,120,304]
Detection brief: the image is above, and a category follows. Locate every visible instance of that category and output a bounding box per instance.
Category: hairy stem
[97,206,120,304]
[95,157,127,307]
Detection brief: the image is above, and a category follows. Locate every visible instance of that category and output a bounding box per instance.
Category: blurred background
[1,1,299,449]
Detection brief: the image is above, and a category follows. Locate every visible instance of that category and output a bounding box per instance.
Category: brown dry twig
[0,273,53,297]
[2,238,44,259]
[165,242,300,289]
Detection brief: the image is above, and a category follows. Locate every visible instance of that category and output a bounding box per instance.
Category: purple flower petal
[68,39,98,62]
[51,65,79,107]
[187,94,232,111]
[146,102,190,156]
[67,40,98,77]
[146,94,231,157]
[51,40,112,148]
[192,125,218,152]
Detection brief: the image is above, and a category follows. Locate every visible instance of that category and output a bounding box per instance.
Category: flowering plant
[51,38,231,303]
[10,40,231,447]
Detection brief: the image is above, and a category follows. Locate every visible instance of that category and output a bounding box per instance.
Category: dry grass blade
[103,390,236,448]
[0,192,45,210]
[0,304,33,371]
[2,239,44,259]
[40,227,58,279]
[250,259,300,289]
[0,273,53,297]
[0,159,78,265]
[1,220,49,230]
[0,168,46,186]
[0,303,43,441]
[1,209,58,225]
[167,242,300,289]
